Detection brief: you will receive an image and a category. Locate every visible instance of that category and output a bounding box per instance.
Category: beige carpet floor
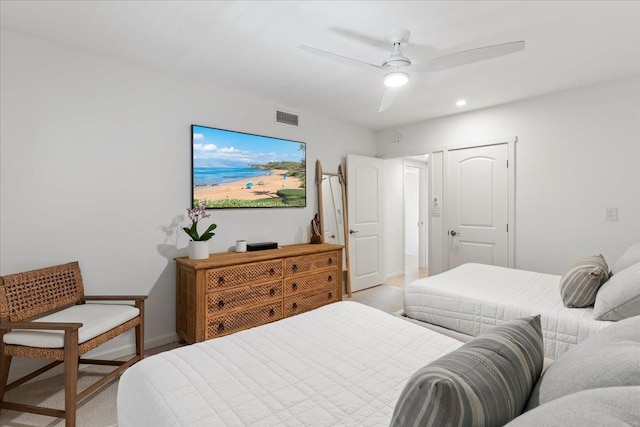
[0,343,179,427]
[0,281,408,426]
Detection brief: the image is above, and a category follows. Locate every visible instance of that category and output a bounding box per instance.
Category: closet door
[446,143,509,269]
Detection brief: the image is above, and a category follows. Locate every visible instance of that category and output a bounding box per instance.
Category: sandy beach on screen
[194,169,303,201]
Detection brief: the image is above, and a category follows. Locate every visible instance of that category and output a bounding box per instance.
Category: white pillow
[612,242,640,275]
[593,261,640,321]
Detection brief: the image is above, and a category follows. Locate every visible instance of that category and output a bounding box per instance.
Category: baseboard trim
[385,271,404,280]
[86,332,179,361]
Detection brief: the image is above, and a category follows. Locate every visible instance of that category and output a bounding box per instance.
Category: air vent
[275,110,299,127]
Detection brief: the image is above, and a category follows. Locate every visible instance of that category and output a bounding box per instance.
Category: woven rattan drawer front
[206,260,282,291]
[206,301,283,339]
[206,281,282,315]
[283,269,340,296]
[284,251,339,276]
[283,287,338,317]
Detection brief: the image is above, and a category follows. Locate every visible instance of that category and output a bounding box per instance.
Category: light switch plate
[605,207,618,221]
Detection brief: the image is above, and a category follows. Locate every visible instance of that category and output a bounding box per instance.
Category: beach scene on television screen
[193,126,306,208]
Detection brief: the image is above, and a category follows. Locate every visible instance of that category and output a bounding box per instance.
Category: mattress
[403,263,612,359]
[117,301,463,426]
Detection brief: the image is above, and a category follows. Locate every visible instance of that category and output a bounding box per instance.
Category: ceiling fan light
[384,72,409,87]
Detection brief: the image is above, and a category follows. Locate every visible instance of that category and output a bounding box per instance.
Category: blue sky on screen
[193,125,305,168]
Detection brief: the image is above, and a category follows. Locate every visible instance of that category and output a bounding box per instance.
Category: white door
[347,154,385,292]
[446,144,509,269]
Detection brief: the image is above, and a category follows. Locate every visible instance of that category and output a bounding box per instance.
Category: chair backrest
[0,261,85,322]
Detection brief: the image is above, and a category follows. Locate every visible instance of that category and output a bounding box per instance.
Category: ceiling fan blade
[298,45,383,73]
[331,28,389,50]
[410,41,525,73]
[379,87,399,112]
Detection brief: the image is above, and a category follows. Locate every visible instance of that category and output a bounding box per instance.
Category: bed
[117,301,463,427]
[403,263,613,359]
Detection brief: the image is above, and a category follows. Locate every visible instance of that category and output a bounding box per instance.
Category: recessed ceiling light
[456,99,467,107]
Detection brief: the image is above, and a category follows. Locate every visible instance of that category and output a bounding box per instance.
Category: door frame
[428,136,516,273]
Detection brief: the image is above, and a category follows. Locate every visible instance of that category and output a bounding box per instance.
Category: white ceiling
[1,1,639,131]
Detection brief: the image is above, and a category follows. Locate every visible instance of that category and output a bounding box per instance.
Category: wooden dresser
[175,243,343,343]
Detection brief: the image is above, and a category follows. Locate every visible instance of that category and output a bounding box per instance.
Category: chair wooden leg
[64,329,79,427]
[136,301,145,361]
[0,351,12,407]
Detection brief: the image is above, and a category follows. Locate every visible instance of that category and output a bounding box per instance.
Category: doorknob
[349,229,359,235]
[450,230,460,237]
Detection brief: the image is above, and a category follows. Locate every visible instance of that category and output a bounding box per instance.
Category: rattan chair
[0,261,146,426]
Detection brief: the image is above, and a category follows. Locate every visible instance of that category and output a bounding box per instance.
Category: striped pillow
[390,316,544,427]
[560,255,609,308]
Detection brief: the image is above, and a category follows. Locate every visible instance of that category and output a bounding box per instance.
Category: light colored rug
[0,343,180,427]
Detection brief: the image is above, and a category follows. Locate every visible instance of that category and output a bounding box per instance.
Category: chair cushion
[507,386,640,427]
[390,316,544,427]
[559,254,609,308]
[611,242,640,275]
[593,261,640,321]
[3,303,140,348]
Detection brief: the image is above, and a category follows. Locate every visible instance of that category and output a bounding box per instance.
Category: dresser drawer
[283,286,339,317]
[283,269,339,296]
[206,301,283,339]
[206,260,282,291]
[207,281,282,315]
[284,251,339,276]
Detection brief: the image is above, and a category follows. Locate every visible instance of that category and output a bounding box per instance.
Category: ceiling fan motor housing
[383,43,412,68]
[383,55,411,68]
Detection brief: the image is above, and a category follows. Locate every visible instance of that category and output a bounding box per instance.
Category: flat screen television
[192,124,306,209]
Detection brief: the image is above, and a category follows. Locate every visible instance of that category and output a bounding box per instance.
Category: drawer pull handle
[217,322,225,332]
[269,288,276,296]
[269,268,275,276]
[327,275,333,282]
[292,302,298,310]
[292,264,298,272]
[328,292,333,299]
[218,300,224,309]
[292,283,298,291]
[269,308,275,317]
[328,258,333,264]
[218,276,225,285]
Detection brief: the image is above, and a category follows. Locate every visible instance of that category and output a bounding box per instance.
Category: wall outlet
[605,207,618,221]
[432,207,441,217]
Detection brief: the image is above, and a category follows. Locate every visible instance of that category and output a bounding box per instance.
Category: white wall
[377,75,640,274]
[0,29,376,379]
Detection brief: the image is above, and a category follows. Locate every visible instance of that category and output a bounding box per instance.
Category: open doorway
[384,157,429,288]
[405,165,420,277]
[403,160,428,283]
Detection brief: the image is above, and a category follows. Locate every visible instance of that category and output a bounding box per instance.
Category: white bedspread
[404,263,612,359]
[117,301,463,427]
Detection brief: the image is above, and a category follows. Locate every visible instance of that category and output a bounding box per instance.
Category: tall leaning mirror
[316,160,351,297]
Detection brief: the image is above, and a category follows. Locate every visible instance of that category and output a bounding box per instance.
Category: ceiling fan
[299,29,524,112]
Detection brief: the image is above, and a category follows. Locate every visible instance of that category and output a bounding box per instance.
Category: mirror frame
[316,160,352,297]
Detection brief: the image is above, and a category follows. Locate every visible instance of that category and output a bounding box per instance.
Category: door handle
[349,229,359,235]
[449,230,460,237]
